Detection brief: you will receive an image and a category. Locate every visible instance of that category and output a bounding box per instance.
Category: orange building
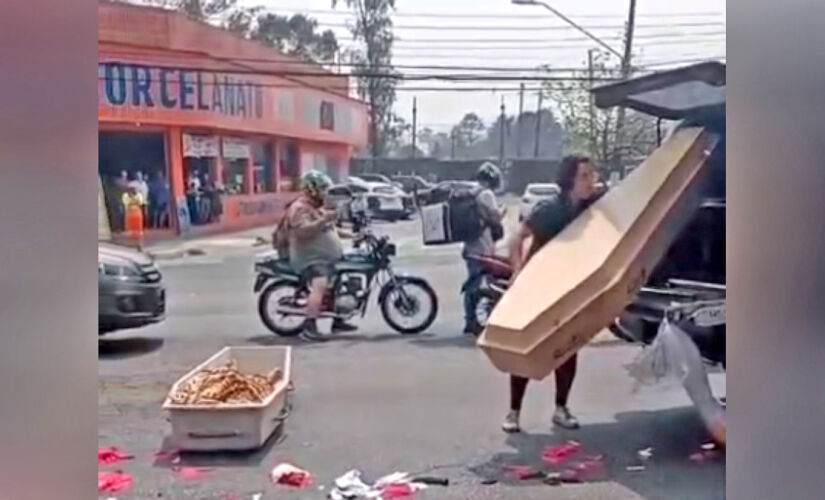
[98,1,368,242]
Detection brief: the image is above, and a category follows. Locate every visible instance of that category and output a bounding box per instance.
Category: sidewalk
[145,225,273,260]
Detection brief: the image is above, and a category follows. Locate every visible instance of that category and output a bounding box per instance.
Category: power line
[375,38,725,52]
[103,49,721,74]
[313,21,725,31]
[264,7,725,19]
[373,31,726,44]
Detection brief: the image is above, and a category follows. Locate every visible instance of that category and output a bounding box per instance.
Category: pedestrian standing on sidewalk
[122,184,146,249]
[501,155,604,433]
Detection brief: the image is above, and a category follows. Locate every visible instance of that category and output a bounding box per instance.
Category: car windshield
[528,186,558,196]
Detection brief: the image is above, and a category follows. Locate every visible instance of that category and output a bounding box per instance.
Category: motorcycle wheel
[380,277,438,334]
[474,295,496,335]
[258,281,307,336]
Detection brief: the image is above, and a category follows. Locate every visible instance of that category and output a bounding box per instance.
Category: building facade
[98,1,367,241]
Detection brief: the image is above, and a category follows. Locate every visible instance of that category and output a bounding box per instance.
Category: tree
[542,50,656,172]
[251,13,339,62]
[332,0,398,161]
[450,113,486,158]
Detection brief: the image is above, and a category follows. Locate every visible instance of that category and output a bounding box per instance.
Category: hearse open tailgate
[477,127,719,380]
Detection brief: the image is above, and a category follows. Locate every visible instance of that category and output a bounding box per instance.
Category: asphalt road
[98,216,725,500]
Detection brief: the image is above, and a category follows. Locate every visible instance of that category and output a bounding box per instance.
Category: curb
[148,247,206,261]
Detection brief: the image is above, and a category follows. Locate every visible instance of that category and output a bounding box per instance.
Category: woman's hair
[556,155,591,194]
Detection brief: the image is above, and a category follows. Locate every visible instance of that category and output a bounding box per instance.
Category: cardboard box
[478,127,718,379]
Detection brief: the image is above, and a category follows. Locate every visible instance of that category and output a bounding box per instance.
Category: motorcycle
[466,254,513,334]
[254,231,439,336]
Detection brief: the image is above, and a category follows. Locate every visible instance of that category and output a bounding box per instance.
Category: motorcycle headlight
[99,261,143,282]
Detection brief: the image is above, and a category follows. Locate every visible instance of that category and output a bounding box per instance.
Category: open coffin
[478,126,719,379]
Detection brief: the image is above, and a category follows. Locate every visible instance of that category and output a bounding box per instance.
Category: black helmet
[476,162,502,190]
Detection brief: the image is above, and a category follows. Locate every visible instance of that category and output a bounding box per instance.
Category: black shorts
[300,263,336,283]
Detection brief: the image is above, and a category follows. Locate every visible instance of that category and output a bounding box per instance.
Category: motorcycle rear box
[162,346,292,451]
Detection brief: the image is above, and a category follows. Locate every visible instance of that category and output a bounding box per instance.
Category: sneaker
[299,321,328,343]
[331,319,358,333]
[501,410,521,433]
[552,406,580,429]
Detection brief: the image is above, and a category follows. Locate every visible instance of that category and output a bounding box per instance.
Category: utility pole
[450,129,456,159]
[411,97,418,158]
[533,91,543,158]
[587,49,597,158]
[517,83,525,158]
[614,0,637,170]
[498,98,506,168]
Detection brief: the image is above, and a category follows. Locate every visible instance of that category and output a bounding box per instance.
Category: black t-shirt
[525,193,602,259]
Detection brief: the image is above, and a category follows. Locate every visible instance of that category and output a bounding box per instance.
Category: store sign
[183,134,219,158]
[222,138,251,159]
[99,62,265,119]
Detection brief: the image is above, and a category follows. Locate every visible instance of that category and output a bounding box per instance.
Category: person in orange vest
[122,184,146,249]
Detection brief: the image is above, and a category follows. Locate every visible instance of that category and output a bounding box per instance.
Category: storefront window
[183,133,222,226]
[281,141,300,192]
[251,140,275,193]
[222,159,247,195]
[222,137,251,196]
[99,130,171,233]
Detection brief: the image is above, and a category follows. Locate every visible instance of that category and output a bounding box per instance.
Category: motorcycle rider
[501,155,604,433]
[462,163,506,336]
[286,170,358,342]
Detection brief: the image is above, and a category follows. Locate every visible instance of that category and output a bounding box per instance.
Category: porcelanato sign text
[99,62,265,119]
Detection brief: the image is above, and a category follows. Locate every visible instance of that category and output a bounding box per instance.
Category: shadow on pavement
[153,424,285,469]
[99,336,165,359]
[468,406,724,500]
[410,334,479,349]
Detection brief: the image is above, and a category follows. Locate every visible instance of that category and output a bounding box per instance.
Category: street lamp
[510,0,624,60]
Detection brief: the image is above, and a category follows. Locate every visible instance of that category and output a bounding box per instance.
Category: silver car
[99,242,166,335]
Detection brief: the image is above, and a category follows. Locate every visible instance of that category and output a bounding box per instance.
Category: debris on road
[411,476,449,486]
[328,469,428,499]
[98,470,133,493]
[689,449,722,464]
[626,466,646,472]
[172,466,212,480]
[154,448,181,465]
[637,447,653,461]
[99,447,134,465]
[541,440,582,465]
[271,463,313,488]
[504,465,542,480]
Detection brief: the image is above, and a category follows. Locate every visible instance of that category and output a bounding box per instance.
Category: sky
[239,0,726,131]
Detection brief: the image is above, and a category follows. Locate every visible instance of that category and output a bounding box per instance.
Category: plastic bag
[627,317,726,443]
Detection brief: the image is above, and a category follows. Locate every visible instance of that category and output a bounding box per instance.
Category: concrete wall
[350,158,562,194]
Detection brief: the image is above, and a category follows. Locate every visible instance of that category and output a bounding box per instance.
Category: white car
[519,183,561,221]
[349,180,413,221]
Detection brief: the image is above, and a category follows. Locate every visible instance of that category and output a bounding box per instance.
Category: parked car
[415,180,480,207]
[99,242,166,335]
[353,173,401,189]
[519,183,561,221]
[392,175,433,194]
[355,181,414,221]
